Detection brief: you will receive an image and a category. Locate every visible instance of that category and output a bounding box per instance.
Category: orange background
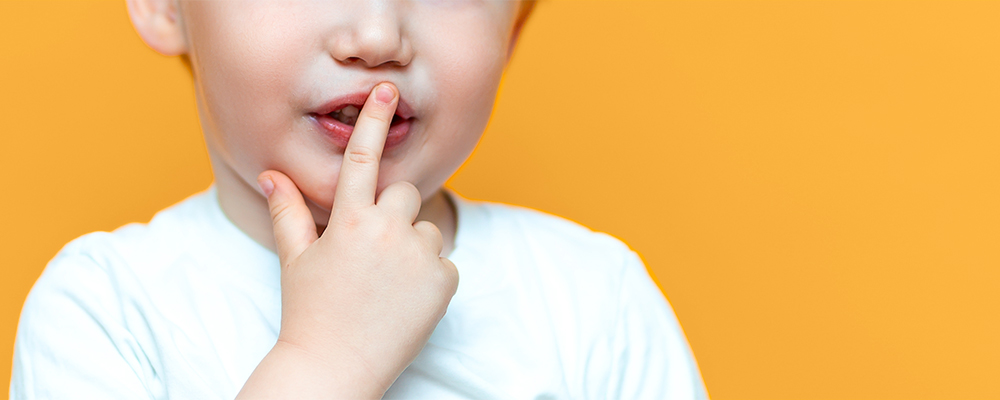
[2,1,998,398]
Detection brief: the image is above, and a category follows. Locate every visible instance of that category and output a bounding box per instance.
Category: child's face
[177,1,523,220]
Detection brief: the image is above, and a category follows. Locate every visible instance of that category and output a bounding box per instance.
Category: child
[11,0,708,398]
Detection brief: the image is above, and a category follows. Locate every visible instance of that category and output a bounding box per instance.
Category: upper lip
[313,88,415,120]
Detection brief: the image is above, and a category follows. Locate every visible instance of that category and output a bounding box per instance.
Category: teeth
[340,105,359,117]
[330,105,359,125]
[327,104,404,126]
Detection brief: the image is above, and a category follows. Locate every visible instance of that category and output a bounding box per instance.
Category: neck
[209,153,457,259]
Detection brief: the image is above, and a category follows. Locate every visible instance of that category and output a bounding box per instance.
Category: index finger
[333,82,398,212]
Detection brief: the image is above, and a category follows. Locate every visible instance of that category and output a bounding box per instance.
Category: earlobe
[126,0,187,56]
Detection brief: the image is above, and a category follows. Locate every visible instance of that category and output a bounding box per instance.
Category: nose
[327,2,413,68]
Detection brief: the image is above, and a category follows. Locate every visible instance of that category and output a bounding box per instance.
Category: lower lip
[311,113,413,149]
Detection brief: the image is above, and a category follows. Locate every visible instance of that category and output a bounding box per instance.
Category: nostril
[339,56,402,68]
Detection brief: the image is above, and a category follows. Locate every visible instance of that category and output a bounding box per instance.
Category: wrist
[245,338,388,399]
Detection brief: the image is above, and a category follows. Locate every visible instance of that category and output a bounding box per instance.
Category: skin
[125,0,534,397]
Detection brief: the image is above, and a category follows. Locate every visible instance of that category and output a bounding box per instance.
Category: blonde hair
[518,0,537,25]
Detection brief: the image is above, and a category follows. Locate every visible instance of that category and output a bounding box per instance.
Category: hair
[518,0,537,26]
[179,1,538,75]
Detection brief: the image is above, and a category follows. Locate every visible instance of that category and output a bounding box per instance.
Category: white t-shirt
[12,186,708,399]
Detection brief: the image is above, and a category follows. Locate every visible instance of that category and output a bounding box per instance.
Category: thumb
[257,170,319,263]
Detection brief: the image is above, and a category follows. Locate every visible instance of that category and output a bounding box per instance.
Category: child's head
[127,0,535,225]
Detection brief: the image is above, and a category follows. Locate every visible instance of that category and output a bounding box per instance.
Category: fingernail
[258,176,274,197]
[375,84,395,105]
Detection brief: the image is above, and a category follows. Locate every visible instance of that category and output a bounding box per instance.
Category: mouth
[310,90,416,149]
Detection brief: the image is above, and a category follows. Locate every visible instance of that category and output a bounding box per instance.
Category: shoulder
[25,188,221,309]
[458,195,638,270]
[93,187,220,269]
[450,192,647,318]
[9,192,218,399]
[16,188,222,378]
[449,195,711,397]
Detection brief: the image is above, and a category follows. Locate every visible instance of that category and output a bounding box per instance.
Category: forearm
[235,340,386,400]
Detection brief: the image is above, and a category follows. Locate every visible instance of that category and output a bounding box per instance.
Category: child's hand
[237,83,459,399]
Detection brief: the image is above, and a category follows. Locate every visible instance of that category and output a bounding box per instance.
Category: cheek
[186,3,314,175]
[182,1,515,213]
[392,15,510,199]
[432,19,508,110]
[424,25,508,154]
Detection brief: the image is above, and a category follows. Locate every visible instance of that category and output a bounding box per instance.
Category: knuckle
[382,181,408,197]
[398,181,421,200]
[435,258,460,293]
[360,108,392,125]
[374,218,395,240]
[414,221,444,254]
[345,147,379,165]
[386,181,421,207]
[269,201,295,225]
[333,209,394,241]
[333,209,363,229]
[393,180,418,192]
[414,220,442,239]
[387,180,415,192]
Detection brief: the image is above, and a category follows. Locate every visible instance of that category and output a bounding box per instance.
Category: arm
[11,250,153,399]
[603,251,709,400]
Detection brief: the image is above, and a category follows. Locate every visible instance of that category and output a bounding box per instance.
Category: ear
[505,1,536,66]
[126,0,187,56]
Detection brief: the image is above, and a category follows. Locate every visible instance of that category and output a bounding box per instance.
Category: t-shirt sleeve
[10,247,156,399]
[604,250,709,400]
